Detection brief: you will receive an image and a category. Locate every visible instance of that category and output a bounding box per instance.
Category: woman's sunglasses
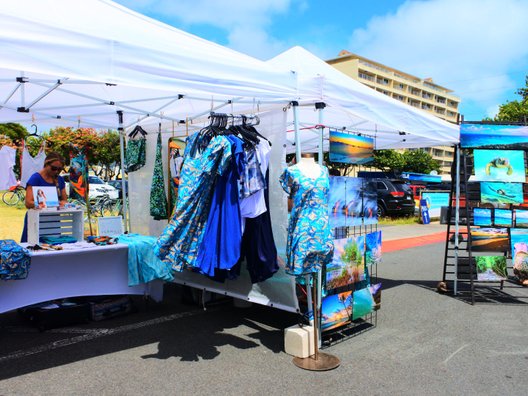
[50,165,64,172]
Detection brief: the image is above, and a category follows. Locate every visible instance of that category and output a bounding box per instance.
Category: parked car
[62,174,119,201]
[106,179,128,199]
[372,178,415,217]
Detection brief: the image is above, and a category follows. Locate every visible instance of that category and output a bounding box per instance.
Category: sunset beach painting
[329,130,374,164]
[321,291,352,332]
[470,227,509,252]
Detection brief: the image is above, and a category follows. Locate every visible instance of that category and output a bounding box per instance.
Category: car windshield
[392,181,411,192]
[88,176,105,185]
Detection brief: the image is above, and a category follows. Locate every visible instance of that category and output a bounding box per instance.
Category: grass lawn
[0,201,26,241]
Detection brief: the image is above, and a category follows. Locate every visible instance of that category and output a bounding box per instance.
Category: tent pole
[315,102,326,165]
[454,144,460,295]
[117,110,129,233]
[292,101,301,161]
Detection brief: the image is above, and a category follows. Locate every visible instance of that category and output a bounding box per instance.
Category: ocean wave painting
[460,124,528,149]
[494,209,513,227]
[480,182,524,205]
[329,130,374,165]
[514,209,528,228]
[470,227,509,252]
[328,176,370,228]
[473,149,526,183]
[473,207,492,226]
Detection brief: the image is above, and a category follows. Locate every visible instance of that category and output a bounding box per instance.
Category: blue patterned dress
[279,165,334,276]
[155,133,232,271]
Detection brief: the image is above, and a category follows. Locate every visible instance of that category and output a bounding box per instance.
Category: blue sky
[115,0,528,121]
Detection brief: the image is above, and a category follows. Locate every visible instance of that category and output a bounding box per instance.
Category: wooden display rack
[27,208,84,245]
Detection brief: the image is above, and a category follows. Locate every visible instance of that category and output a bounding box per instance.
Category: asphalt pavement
[0,224,527,395]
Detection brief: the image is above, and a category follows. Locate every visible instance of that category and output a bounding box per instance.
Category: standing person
[21,152,68,242]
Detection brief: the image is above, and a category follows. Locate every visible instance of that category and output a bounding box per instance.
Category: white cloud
[348,0,528,118]
[116,0,296,59]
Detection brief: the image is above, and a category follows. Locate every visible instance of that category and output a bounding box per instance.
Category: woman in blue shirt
[21,152,68,242]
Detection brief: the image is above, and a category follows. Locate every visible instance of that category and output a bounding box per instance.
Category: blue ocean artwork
[365,230,382,266]
[515,210,528,228]
[325,235,366,291]
[480,182,524,205]
[510,228,528,263]
[473,208,492,226]
[474,149,526,183]
[494,209,513,227]
[329,130,374,164]
[321,291,352,332]
[352,288,375,320]
[362,180,378,225]
[328,176,364,228]
[460,124,528,149]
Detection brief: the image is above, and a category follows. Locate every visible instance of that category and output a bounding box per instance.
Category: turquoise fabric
[155,133,232,272]
[119,233,173,286]
[279,165,334,276]
[150,132,168,220]
[0,239,31,280]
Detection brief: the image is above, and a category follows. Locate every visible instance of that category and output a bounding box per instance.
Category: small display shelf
[27,208,84,245]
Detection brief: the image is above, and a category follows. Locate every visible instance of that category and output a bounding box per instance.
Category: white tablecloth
[0,243,163,314]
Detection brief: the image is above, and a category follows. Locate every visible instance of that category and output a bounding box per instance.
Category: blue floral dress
[279,165,334,276]
[154,133,232,272]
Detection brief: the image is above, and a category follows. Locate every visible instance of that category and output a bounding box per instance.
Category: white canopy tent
[267,46,460,152]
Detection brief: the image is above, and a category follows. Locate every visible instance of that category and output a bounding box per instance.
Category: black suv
[373,178,415,217]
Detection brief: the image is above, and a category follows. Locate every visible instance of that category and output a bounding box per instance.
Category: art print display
[369,283,382,311]
[514,209,528,228]
[470,227,509,252]
[473,208,492,226]
[460,124,528,149]
[510,228,528,271]
[473,149,525,183]
[328,177,363,228]
[475,256,508,281]
[325,235,365,290]
[329,130,374,165]
[365,230,382,266]
[494,209,513,228]
[362,180,378,225]
[480,182,524,205]
[352,287,375,320]
[321,291,352,332]
[32,186,59,208]
[68,152,88,201]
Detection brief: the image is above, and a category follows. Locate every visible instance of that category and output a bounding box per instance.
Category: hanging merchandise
[150,129,168,220]
[69,152,89,201]
[20,144,46,187]
[0,145,17,190]
[279,154,334,276]
[168,137,185,212]
[125,125,147,172]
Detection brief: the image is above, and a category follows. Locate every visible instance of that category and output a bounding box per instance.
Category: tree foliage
[492,75,528,122]
[402,149,441,174]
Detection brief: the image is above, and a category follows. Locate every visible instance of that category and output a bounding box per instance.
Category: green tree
[371,150,405,172]
[492,75,528,122]
[0,123,28,143]
[402,149,441,174]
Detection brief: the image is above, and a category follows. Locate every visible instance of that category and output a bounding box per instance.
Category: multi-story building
[326,50,460,174]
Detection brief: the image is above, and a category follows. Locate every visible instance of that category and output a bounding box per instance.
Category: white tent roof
[0,0,295,129]
[267,46,460,151]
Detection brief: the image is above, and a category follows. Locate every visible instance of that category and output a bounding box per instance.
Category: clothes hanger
[128,125,148,139]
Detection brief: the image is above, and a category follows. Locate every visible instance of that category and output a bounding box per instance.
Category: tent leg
[117,110,129,233]
[315,102,326,165]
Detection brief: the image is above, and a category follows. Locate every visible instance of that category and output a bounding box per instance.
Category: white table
[0,243,163,314]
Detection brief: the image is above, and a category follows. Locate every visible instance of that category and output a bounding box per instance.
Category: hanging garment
[125,137,146,172]
[69,153,88,201]
[155,133,232,272]
[169,149,184,209]
[21,173,66,242]
[20,146,46,187]
[279,164,334,276]
[0,146,17,190]
[150,132,168,220]
[238,145,266,199]
[195,135,245,276]
[118,233,174,286]
[239,170,279,283]
[240,139,271,219]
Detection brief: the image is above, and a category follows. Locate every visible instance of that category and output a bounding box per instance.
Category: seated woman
[21,152,68,242]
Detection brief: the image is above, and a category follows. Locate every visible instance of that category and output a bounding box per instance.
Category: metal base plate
[292,352,340,371]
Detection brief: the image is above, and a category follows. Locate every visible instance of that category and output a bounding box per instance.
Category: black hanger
[28,124,39,137]
[128,125,148,139]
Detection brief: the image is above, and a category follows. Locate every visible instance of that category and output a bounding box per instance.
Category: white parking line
[0,309,207,363]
